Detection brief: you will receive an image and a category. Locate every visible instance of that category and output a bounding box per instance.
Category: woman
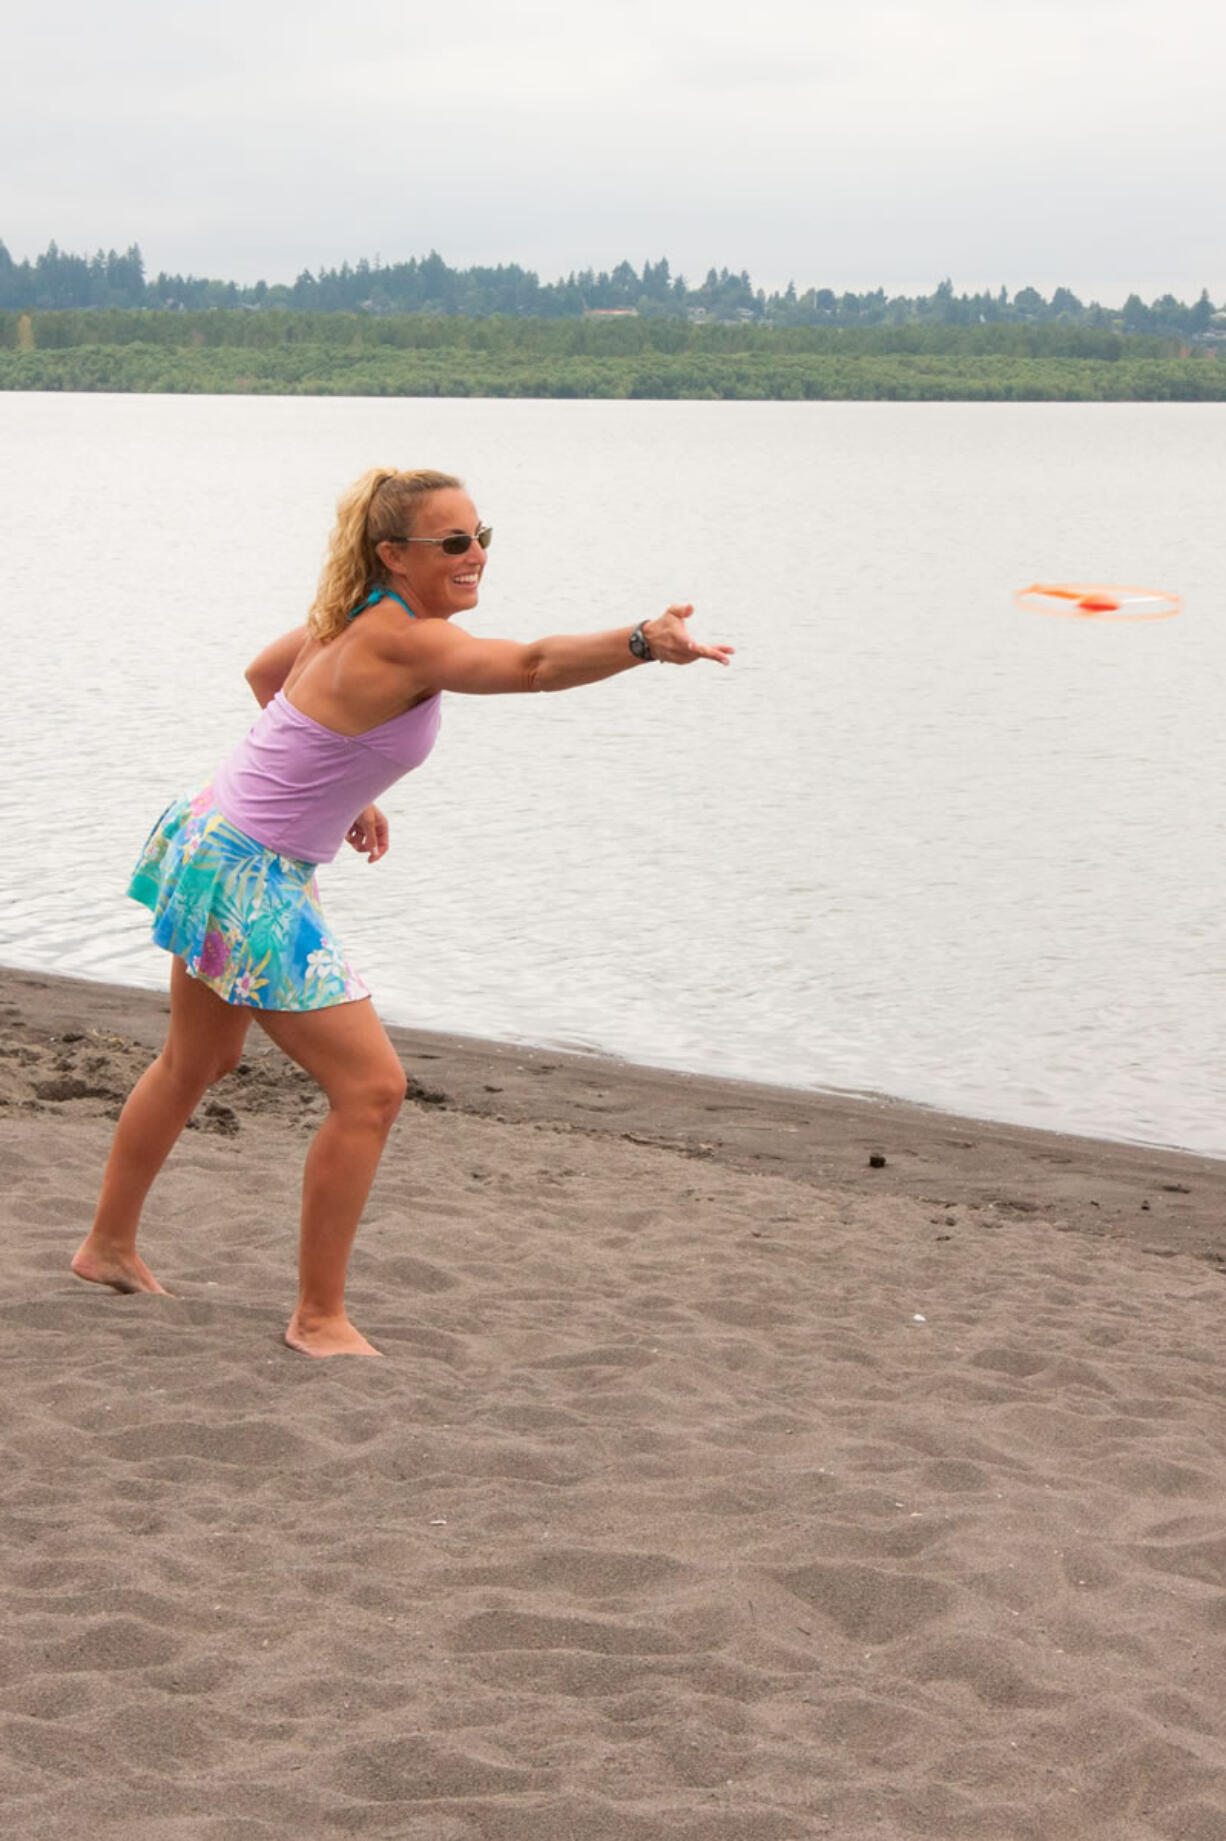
[72,467,733,1356]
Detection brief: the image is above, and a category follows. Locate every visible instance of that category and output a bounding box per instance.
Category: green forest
[2,239,1224,401]
[2,307,1223,401]
[3,238,1222,338]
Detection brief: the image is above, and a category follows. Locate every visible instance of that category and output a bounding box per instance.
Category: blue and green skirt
[129,787,370,1011]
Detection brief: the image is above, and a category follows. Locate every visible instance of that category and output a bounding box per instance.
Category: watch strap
[628,621,655,661]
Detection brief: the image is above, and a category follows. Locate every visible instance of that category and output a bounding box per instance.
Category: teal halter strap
[347,585,417,622]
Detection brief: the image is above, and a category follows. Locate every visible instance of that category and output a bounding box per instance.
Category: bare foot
[71,1238,170,1295]
[284,1311,383,1358]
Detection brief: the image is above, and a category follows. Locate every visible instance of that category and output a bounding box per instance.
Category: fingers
[365,807,390,863]
[649,605,732,666]
[345,807,390,862]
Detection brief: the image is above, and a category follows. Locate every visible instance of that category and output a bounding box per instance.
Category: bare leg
[73,959,251,1294]
[255,999,406,1358]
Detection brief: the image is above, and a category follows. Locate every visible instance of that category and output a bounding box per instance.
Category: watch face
[630,625,650,659]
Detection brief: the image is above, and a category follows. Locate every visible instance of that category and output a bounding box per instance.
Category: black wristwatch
[628,621,655,661]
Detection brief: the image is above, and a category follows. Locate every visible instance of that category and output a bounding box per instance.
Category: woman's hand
[346,805,389,862]
[643,604,734,667]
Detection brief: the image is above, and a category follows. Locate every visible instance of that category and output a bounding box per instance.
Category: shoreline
[2,951,1214,1169]
[4,961,1224,1270]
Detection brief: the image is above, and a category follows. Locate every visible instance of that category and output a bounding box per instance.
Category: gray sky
[3,0,1222,304]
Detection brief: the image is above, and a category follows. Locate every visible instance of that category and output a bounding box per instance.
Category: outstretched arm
[245,626,309,707]
[405,604,733,696]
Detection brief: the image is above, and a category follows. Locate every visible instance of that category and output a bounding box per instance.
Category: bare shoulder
[338,608,531,699]
[367,612,484,674]
[343,607,488,701]
[354,606,461,659]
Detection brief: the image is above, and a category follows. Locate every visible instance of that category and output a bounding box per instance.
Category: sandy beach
[3,960,1226,1840]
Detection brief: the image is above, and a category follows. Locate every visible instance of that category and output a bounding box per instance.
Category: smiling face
[376,487,488,622]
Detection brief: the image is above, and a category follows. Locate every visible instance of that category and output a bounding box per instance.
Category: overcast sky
[3,0,1222,305]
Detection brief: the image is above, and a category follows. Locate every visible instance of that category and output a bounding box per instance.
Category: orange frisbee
[1015,582,1180,622]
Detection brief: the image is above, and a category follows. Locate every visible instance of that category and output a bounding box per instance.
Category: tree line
[0,309,1174,360]
[3,309,1223,401]
[0,238,1220,343]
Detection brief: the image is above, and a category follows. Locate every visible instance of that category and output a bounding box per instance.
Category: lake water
[1,393,1223,1154]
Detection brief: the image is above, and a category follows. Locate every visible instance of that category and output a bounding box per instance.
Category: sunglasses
[392,524,493,557]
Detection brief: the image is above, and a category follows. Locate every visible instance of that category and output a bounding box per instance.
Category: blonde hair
[308,467,464,640]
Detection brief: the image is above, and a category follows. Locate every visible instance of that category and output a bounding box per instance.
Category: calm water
[2,393,1223,1153]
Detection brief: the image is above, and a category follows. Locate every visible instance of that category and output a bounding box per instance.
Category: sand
[3,961,1226,1840]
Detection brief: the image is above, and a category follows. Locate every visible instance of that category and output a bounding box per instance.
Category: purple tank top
[211,689,441,864]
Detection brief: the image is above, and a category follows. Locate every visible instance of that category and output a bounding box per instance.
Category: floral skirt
[129,787,370,1011]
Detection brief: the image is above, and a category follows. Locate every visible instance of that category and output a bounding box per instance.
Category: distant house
[584,308,639,318]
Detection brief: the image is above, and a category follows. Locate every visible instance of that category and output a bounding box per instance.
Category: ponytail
[308,467,463,640]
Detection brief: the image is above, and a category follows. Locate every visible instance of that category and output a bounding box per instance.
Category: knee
[376,1064,408,1125]
[161,1040,245,1097]
[209,1043,247,1085]
[380,1062,409,1125]
[351,1062,408,1134]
